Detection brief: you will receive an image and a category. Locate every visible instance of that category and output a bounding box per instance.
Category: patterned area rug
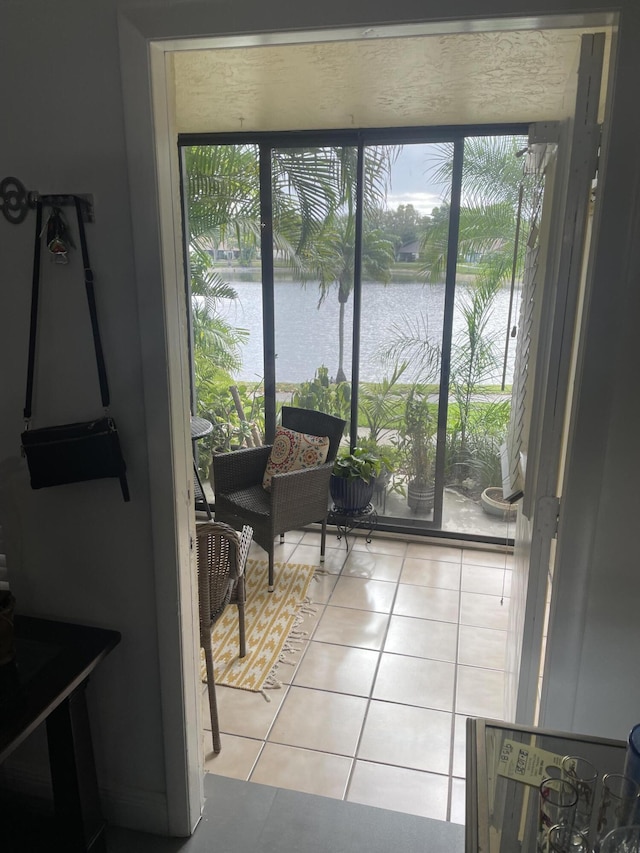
[200,558,316,694]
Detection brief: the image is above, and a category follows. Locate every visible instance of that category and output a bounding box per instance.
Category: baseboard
[0,760,51,802]
[100,783,169,835]
[0,759,169,836]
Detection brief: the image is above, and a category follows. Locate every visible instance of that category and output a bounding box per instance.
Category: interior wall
[0,0,639,839]
[0,0,170,833]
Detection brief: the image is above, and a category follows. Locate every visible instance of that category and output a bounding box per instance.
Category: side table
[327,503,378,551]
[191,415,213,519]
[0,616,121,851]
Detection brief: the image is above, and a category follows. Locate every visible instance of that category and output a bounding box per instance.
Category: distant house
[464,238,506,265]
[206,247,236,261]
[396,240,421,261]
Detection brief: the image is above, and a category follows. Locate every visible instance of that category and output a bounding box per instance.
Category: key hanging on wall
[45,205,75,264]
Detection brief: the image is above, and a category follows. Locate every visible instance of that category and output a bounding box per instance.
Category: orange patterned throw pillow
[262,426,330,490]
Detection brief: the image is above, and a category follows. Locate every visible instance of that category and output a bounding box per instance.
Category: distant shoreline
[212,265,479,285]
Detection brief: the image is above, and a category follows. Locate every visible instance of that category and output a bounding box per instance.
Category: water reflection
[218,276,519,386]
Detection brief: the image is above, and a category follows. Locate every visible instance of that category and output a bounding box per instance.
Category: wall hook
[0,176,94,224]
[0,176,31,224]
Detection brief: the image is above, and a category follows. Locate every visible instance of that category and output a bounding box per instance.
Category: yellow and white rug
[200,558,316,694]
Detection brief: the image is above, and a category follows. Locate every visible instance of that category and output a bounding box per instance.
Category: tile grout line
[446,555,464,823]
[340,549,401,804]
[246,538,340,783]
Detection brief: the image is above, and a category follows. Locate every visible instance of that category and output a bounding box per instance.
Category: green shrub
[291,365,351,428]
[332,446,393,483]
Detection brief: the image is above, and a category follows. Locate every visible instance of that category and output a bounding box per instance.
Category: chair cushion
[262,426,330,490]
[221,485,272,518]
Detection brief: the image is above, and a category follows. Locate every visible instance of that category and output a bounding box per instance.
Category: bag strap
[23,196,110,421]
[23,199,43,421]
[74,196,110,409]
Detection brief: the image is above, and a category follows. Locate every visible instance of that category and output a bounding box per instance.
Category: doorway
[123,13,615,835]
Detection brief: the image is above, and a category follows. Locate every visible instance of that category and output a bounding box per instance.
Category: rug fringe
[259,599,317,702]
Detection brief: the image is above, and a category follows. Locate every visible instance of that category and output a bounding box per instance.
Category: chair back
[280,407,346,462]
[195,521,242,635]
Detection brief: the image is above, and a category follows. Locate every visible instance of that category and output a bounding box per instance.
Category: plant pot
[407,480,435,512]
[330,474,376,513]
[373,467,391,505]
[480,487,517,520]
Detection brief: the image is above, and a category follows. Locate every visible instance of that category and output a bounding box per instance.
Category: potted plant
[397,385,436,513]
[480,486,517,520]
[330,446,391,513]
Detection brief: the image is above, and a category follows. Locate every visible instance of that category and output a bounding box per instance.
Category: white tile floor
[203,528,513,824]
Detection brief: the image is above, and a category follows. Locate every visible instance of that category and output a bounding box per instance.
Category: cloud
[386,191,447,216]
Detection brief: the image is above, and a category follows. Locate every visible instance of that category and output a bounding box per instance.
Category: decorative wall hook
[0,176,94,224]
[0,176,31,224]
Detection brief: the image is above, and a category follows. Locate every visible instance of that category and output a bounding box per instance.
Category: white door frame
[118,17,204,836]
[514,33,605,724]
[116,4,635,834]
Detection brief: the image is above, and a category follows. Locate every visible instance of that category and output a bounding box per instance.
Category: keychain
[44,206,74,263]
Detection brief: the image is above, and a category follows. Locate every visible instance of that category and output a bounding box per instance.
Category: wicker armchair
[196,520,253,754]
[213,407,346,591]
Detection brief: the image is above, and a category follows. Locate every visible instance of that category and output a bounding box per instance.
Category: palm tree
[269,145,397,387]
[425,134,530,413]
[305,145,397,382]
[189,247,248,374]
[313,215,395,382]
[420,135,530,281]
[185,144,345,262]
[386,135,530,492]
[185,145,349,431]
[185,142,397,386]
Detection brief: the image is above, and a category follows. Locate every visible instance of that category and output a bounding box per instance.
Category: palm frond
[383,312,441,384]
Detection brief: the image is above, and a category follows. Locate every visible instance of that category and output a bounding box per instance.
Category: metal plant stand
[327,503,378,551]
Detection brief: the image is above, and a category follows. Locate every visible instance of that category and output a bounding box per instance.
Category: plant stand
[327,503,378,551]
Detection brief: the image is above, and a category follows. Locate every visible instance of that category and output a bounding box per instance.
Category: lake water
[217,276,521,386]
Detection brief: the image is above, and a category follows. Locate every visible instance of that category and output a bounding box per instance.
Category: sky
[385,143,451,216]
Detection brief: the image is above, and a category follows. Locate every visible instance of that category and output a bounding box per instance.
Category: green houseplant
[397,385,437,512]
[329,446,390,513]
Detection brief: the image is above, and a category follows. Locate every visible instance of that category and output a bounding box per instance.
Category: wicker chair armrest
[213,446,273,494]
[269,462,333,532]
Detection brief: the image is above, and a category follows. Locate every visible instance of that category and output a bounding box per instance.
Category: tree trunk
[229,385,256,447]
[336,300,347,383]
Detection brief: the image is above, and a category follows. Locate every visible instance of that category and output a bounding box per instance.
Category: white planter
[480,487,517,519]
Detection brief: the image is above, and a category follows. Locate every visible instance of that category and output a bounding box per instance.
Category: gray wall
[1,0,639,837]
[0,0,169,832]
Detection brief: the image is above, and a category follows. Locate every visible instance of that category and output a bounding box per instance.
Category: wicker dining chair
[213,407,346,592]
[195,520,253,754]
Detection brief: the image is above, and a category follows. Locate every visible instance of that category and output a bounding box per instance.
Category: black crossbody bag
[21,197,130,502]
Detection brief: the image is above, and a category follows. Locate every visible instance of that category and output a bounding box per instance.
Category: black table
[0,616,121,851]
[191,415,213,519]
[466,717,627,853]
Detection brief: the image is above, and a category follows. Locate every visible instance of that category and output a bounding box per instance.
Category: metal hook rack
[0,176,94,225]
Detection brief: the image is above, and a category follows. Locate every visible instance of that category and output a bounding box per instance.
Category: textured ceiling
[172,28,610,134]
